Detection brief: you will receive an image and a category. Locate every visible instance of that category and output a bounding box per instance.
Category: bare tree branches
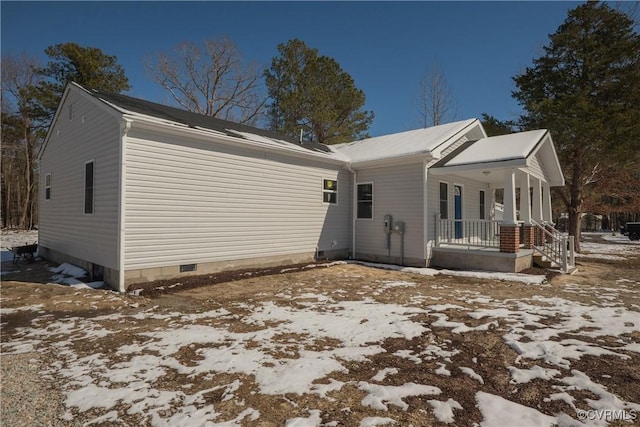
[145,36,266,125]
[415,63,458,128]
[1,53,43,229]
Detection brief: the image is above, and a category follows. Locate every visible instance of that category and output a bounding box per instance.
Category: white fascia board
[536,134,565,187]
[429,118,484,158]
[430,158,528,175]
[127,116,348,167]
[349,151,435,170]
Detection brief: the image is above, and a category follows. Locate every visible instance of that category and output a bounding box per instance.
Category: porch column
[500,169,519,253]
[542,182,553,224]
[531,177,545,246]
[542,182,554,243]
[519,172,531,224]
[503,169,517,225]
[519,172,534,249]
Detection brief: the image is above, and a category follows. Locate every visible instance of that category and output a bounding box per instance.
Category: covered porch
[429,130,574,273]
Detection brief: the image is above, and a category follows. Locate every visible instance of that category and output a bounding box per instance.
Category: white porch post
[519,172,531,225]
[531,177,543,223]
[542,182,553,223]
[500,169,520,253]
[503,169,517,225]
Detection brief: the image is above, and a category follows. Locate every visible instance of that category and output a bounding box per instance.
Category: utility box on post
[384,215,393,234]
[394,221,405,234]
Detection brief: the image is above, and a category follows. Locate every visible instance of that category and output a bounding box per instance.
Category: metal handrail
[436,218,503,249]
[531,219,574,272]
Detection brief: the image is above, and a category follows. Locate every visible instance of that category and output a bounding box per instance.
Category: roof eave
[349,151,435,169]
[430,158,528,175]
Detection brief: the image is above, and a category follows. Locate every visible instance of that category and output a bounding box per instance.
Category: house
[38,83,572,292]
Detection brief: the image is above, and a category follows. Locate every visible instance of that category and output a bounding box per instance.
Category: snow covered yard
[1,235,640,426]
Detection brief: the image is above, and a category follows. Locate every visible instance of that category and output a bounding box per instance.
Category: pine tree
[35,43,130,122]
[265,39,373,145]
[513,2,640,250]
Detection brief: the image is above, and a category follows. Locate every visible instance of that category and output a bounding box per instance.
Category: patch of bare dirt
[2,241,640,426]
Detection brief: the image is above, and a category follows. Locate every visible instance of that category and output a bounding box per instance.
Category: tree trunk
[568,206,582,253]
[19,120,35,230]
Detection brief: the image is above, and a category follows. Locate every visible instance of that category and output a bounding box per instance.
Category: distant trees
[480,113,514,137]
[415,64,457,128]
[145,36,265,125]
[1,43,130,229]
[1,54,43,229]
[513,2,640,250]
[264,39,373,145]
[35,42,130,122]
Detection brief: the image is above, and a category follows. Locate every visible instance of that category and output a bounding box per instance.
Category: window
[479,190,486,220]
[323,179,338,204]
[84,161,94,214]
[439,182,448,219]
[357,183,373,219]
[45,173,51,200]
[69,103,74,120]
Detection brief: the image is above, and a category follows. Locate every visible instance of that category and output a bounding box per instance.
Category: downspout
[117,119,132,293]
[423,158,429,266]
[347,163,356,260]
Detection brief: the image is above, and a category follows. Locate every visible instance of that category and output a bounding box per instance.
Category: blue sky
[2,1,581,137]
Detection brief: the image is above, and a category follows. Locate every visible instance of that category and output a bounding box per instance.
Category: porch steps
[532,254,553,269]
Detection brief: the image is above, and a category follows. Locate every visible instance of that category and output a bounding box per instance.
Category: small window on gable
[357,183,373,219]
[323,179,338,204]
[45,173,51,200]
[69,103,74,121]
[84,161,94,214]
[439,182,448,219]
[480,190,486,220]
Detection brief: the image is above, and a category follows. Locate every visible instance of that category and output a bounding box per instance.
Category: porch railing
[436,218,503,249]
[531,219,575,273]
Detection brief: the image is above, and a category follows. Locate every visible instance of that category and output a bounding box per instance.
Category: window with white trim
[439,182,448,219]
[45,173,51,200]
[357,183,373,219]
[84,161,94,214]
[323,179,338,204]
[480,190,486,220]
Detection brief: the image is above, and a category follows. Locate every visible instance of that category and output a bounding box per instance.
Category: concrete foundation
[124,248,349,288]
[39,246,349,291]
[431,247,533,273]
[38,246,119,285]
[354,253,426,268]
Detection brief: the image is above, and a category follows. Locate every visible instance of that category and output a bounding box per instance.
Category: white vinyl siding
[528,153,547,182]
[123,127,350,270]
[354,163,423,261]
[38,89,121,269]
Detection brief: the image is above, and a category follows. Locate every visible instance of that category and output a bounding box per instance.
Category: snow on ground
[1,229,38,263]
[427,398,463,424]
[352,261,547,284]
[1,233,639,425]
